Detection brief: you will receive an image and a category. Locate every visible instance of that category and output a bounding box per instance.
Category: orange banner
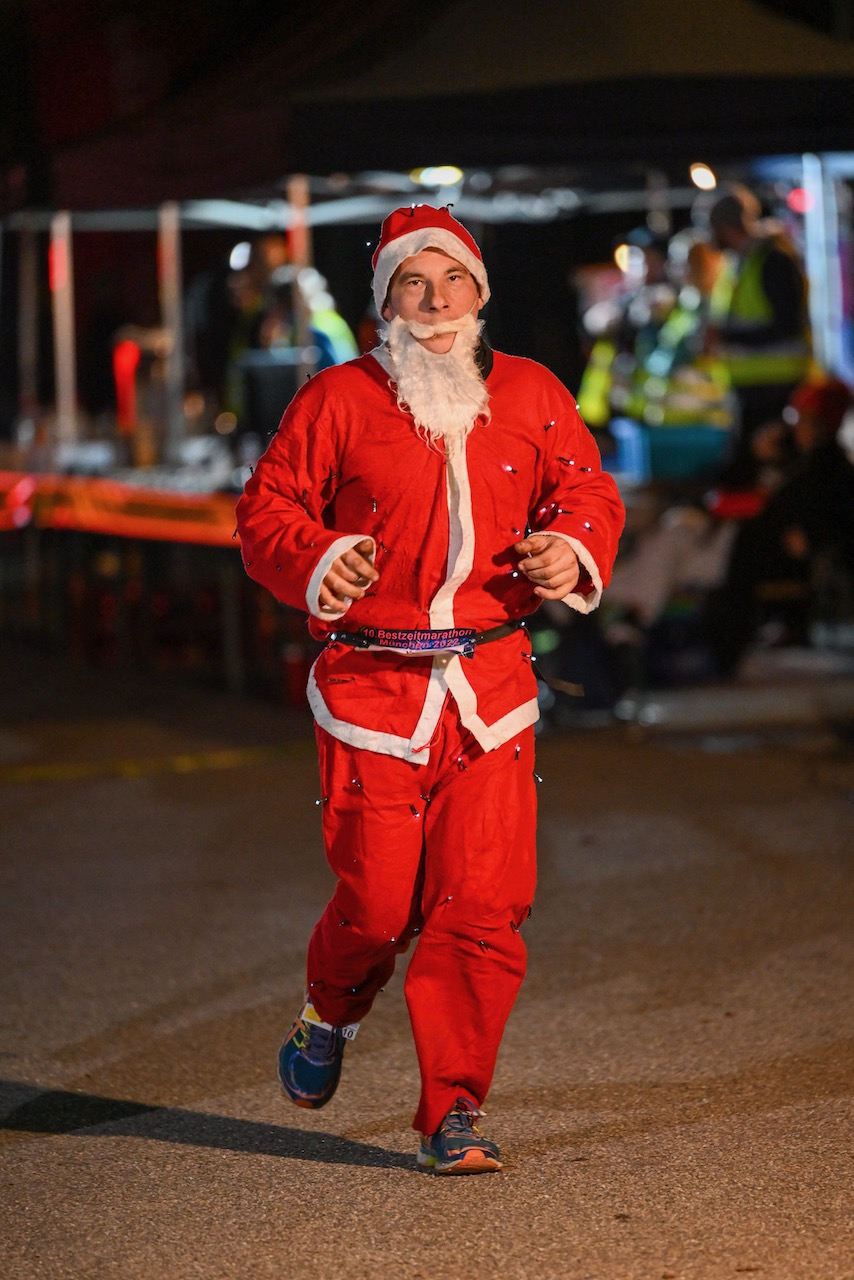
[0,471,240,547]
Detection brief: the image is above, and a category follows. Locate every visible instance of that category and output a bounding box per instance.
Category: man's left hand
[514,533,581,599]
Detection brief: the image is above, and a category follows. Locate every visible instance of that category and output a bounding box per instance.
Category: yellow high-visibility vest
[709,241,810,387]
[576,338,617,428]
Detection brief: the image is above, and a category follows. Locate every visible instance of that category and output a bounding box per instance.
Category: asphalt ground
[0,642,852,1280]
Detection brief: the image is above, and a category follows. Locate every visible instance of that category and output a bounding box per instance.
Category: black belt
[327,619,525,660]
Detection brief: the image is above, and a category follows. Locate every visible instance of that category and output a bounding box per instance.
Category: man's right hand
[318,538,379,614]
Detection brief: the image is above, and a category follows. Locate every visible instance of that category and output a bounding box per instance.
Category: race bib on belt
[339,626,477,658]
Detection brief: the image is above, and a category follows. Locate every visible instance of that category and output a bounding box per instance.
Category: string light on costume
[502,463,518,474]
[543,420,555,431]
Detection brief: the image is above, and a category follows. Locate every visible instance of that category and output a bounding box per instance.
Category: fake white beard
[380,312,491,448]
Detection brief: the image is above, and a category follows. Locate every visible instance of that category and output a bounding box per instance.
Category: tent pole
[802,153,847,376]
[50,211,78,446]
[158,201,185,461]
[286,174,318,386]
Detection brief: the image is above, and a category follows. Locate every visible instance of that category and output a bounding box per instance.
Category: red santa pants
[307,704,537,1135]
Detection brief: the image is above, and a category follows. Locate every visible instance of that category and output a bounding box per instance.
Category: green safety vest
[576,338,616,428]
[312,308,359,365]
[635,297,732,427]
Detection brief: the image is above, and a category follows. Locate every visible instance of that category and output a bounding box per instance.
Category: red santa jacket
[236,349,624,763]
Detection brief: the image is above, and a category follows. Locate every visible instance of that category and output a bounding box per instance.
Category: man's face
[382,248,482,353]
[709,220,740,253]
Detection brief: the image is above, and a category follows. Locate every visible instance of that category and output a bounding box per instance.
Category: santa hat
[371,204,490,314]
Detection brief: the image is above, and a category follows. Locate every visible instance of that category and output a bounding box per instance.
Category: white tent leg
[50,211,78,445]
[158,201,185,461]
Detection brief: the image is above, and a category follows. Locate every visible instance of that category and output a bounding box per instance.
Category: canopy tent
[4,0,854,453]
[289,0,854,174]
[11,0,854,211]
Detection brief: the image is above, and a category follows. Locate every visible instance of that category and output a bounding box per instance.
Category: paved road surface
[1,645,852,1279]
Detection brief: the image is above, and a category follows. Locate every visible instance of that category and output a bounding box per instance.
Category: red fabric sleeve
[235,379,354,612]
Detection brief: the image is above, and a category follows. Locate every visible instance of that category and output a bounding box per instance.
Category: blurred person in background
[629,233,732,431]
[601,377,812,693]
[212,239,357,431]
[701,183,811,484]
[702,375,854,675]
[577,226,676,431]
[236,204,624,1174]
[185,235,292,412]
[260,266,358,369]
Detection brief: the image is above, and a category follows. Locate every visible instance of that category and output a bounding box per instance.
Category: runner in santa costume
[236,204,624,1173]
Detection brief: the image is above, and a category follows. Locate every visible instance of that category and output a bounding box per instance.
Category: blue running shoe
[417,1097,502,1174]
[277,1000,359,1110]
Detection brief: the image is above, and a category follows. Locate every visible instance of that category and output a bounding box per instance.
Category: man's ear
[381,303,393,322]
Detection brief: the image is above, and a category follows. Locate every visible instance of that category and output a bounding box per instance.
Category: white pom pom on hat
[371,204,490,314]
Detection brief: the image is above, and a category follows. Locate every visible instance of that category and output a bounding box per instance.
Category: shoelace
[301,1019,338,1065]
[442,1103,479,1135]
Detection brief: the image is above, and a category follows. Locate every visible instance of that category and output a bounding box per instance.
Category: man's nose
[424,282,449,310]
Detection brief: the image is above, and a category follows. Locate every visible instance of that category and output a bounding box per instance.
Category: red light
[786,188,814,215]
[113,340,141,433]
[48,241,67,292]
